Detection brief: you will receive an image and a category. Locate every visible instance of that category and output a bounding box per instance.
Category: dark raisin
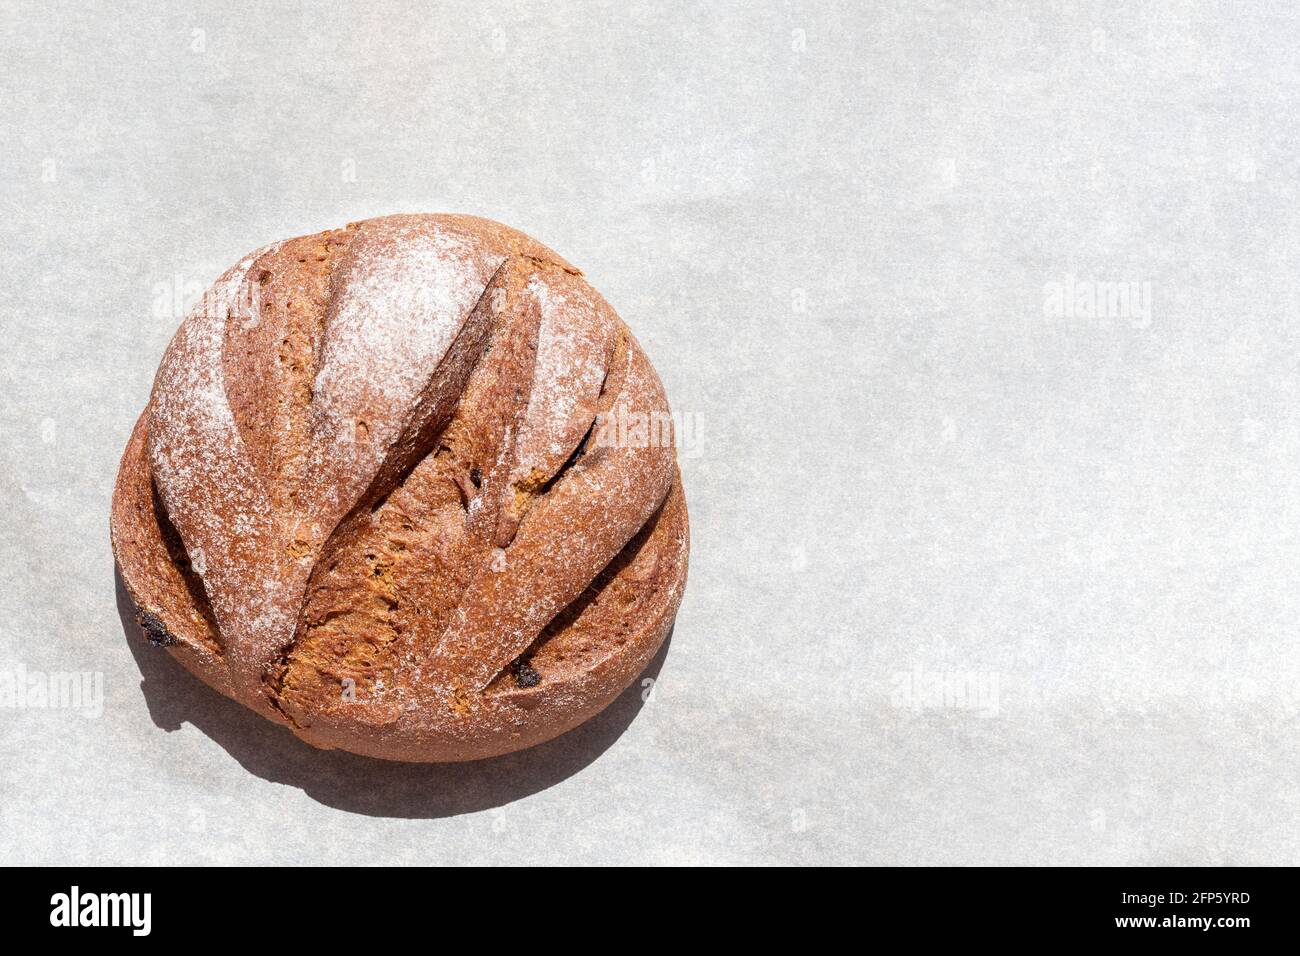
[511,657,541,688]
[135,608,177,647]
[469,466,482,489]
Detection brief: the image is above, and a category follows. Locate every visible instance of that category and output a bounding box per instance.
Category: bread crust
[110,214,688,762]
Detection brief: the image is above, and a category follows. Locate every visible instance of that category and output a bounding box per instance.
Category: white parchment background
[2,1,1298,865]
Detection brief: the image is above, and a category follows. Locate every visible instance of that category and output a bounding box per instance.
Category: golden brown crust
[109,214,689,762]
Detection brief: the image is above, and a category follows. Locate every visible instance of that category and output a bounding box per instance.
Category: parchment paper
[1,0,1297,865]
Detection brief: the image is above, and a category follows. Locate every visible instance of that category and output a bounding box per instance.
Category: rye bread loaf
[110,214,689,762]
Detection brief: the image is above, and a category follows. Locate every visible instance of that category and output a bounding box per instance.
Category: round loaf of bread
[110,214,689,762]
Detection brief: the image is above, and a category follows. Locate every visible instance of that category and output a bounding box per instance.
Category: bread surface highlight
[110,214,688,762]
